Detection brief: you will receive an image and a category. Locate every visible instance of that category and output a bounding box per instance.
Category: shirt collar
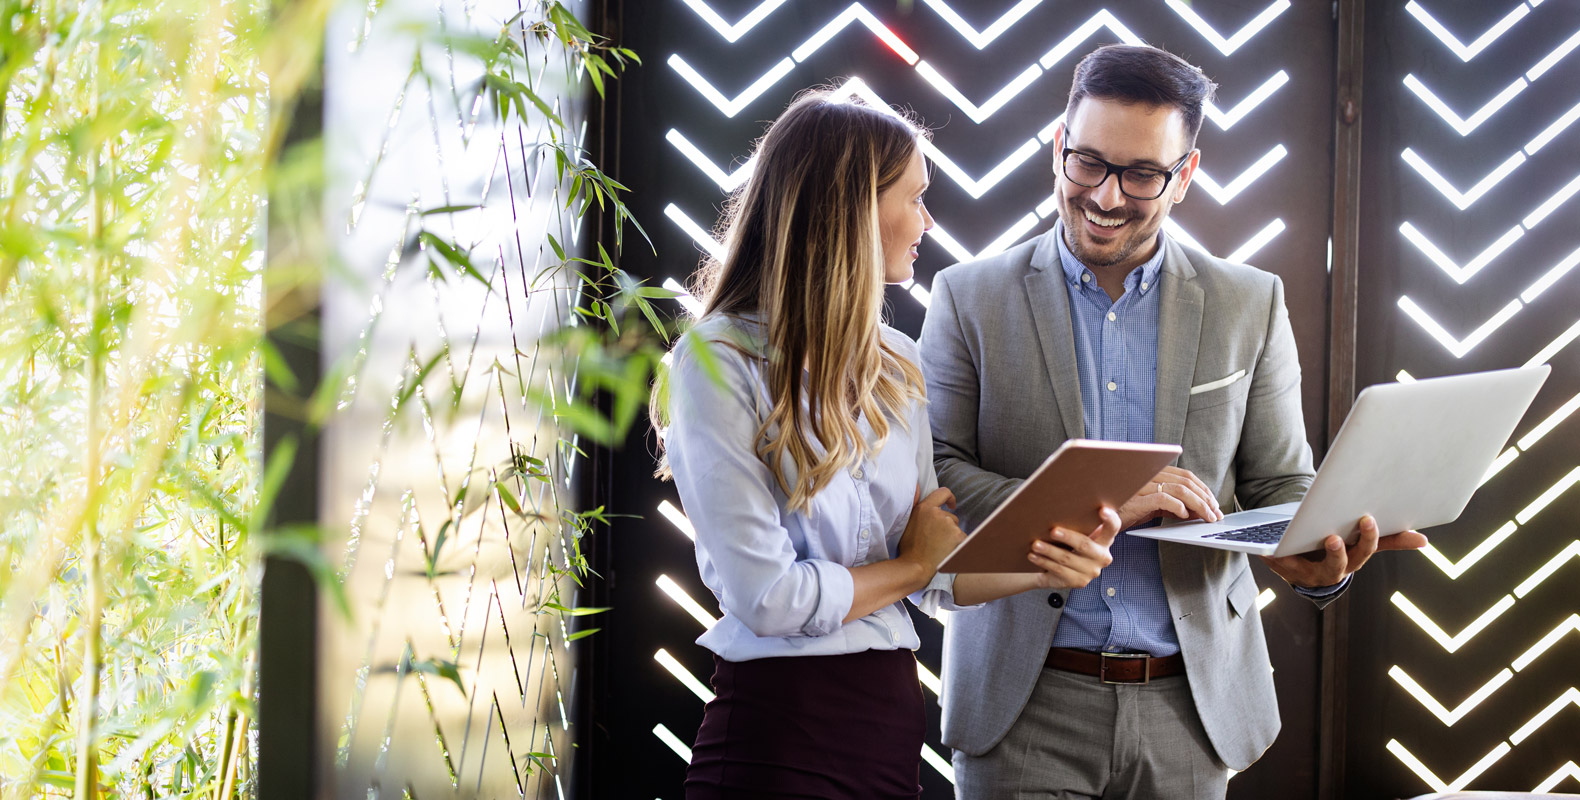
[1053,220,1166,297]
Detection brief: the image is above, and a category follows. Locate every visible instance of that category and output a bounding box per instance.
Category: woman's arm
[844,487,963,623]
[667,334,856,639]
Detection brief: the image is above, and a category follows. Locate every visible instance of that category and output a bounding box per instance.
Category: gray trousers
[953,665,1230,800]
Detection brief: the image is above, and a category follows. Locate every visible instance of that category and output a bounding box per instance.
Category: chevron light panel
[1380,1,1580,793]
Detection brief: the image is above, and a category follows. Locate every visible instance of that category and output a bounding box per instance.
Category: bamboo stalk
[74,33,108,800]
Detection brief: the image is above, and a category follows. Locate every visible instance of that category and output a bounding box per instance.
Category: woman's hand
[1027,506,1122,589]
[896,487,967,580]
[843,487,967,624]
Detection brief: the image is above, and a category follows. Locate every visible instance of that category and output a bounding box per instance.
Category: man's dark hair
[1068,44,1218,147]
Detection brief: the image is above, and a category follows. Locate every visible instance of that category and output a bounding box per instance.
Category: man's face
[1053,97,1199,273]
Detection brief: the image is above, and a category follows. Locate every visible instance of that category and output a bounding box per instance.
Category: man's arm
[1240,276,1427,593]
[919,270,1023,528]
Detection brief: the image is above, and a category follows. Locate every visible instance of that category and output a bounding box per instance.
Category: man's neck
[1065,230,1160,303]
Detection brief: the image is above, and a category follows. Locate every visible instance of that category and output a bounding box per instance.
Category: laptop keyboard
[1206,520,1290,544]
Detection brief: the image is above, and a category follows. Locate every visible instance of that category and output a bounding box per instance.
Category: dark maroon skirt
[685,648,926,800]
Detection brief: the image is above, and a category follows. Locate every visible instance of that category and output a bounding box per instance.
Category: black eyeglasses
[1059,147,1193,201]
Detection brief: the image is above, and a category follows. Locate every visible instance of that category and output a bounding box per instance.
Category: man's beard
[1063,199,1155,269]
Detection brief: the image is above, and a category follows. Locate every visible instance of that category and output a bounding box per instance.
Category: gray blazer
[920,229,1326,770]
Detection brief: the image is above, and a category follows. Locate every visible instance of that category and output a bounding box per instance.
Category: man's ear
[1051,122,1066,165]
[1171,149,1202,204]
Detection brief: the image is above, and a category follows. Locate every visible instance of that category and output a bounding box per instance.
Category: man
[920,44,1425,799]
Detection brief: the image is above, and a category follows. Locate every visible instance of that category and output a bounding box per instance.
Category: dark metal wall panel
[600,2,1336,797]
[1346,0,1580,794]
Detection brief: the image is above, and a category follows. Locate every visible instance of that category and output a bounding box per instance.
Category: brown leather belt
[1045,648,1185,684]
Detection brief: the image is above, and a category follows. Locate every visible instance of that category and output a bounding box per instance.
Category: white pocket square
[1189,369,1247,396]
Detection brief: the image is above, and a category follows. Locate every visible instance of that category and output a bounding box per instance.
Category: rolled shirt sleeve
[665,329,854,639]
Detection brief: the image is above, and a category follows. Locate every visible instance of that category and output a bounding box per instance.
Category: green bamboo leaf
[564,627,601,642]
[632,286,681,299]
[420,203,482,216]
[404,652,467,697]
[252,435,298,531]
[603,299,620,337]
[419,231,490,286]
[394,349,446,415]
[495,480,523,514]
[259,338,301,393]
[635,295,669,340]
[525,386,615,443]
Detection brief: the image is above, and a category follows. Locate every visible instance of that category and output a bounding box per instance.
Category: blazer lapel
[1154,238,1204,449]
[1023,233,1085,439]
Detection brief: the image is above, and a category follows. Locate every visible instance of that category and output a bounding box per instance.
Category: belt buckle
[1099,651,1149,685]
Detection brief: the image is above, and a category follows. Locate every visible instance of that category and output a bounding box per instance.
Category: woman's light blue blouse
[664,314,958,662]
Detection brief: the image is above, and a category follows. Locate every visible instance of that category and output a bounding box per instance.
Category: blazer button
[1047,593,1064,609]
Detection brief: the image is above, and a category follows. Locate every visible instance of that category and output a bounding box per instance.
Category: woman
[655,90,1121,799]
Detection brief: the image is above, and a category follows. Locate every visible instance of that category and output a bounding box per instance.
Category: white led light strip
[677,0,790,43]
[1399,149,1526,211]
[1398,221,1524,284]
[920,0,1042,49]
[1388,622,1580,792]
[1396,231,1578,354]
[1388,665,1513,725]
[1387,618,1580,789]
[1191,146,1288,205]
[1405,1,1534,62]
[1402,74,1529,137]
[1165,0,1290,55]
[1411,462,1580,576]
[671,6,1286,131]
[1396,297,1522,359]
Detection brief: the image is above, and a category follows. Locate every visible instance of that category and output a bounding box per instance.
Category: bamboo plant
[0,0,664,794]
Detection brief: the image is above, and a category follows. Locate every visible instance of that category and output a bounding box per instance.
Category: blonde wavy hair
[654,89,929,513]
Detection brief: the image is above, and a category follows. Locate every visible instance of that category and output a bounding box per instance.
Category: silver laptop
[1128,365,1551,557]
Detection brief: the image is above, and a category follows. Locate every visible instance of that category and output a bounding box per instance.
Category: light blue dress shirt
[664,314,957,662]
[1046,222,1182,657]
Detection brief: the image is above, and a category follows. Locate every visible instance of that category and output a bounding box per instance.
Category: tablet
[937,439,1182,573]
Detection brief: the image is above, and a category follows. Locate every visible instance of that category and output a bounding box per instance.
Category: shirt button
[1081,273,1091,282]
[1141,282,1149,290]
[1107,381,1117,392]
[1106,311,1116,321]
[1106,587,1117,597]
[859,529,870,540]
[1047,593,1064,609]
[852,468,863,480]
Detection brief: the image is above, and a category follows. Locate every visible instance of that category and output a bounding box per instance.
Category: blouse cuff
[801,559,855,637]
[910,570,974,617]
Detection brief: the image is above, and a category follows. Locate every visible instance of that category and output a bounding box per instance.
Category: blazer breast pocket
[1226,567,1259,619]
[1186,368,1250,412]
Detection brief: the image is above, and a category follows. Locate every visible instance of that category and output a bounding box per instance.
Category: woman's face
[877,147,934,284]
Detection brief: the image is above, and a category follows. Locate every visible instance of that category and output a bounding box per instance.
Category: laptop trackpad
[1217,509,1293,528]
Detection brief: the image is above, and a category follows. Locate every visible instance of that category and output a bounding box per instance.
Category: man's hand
[1116,466,1223,529]
[1261,515,1428,589]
